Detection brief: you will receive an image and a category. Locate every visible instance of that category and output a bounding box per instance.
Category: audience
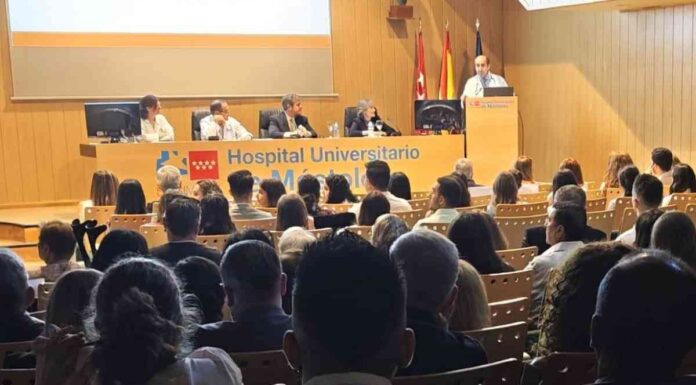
[196,240,290,352]
[0,249,44,343]
[549,169,579,203]
[515,156,539,194]
[448,212,513,274]
[616,173,663,244]
[224,228,274,251]
[481,213,509,250]
[487,171,518,216]
[536,243,634,357]
[601,152,633,190]
[388,171,413,200]
[324,173,358,203]
[370,213,410,253]
[199,193,236,235]
[559,157,585,188]
[45,269,102,329]
[91,229,148,272]
[258,178,287,208]
[192,179,224,201]
[155,189,186,223]
[591,251,696,385]
[663,163,696,206]
[454,158,489,193]
[79,170,119,220]
[174,256,225,324]
[633,208,665,248]
[35,257,242,385]
[150,196,221,265]
[350,160,412,216]
[526,202,587,325]
[650,147,674,185]
[299,175,333,217]
[391,230,487,375]
[651,211,696,270]
[449,171,472,207]
[154,166,182,208]
[37,220,79,281]
[278,227,317,314]
[415,176,462,228]
[277,193,312,231]
[227,170,272,220]
[607,165,639,211]
[114,178,147,214]
[358,191,391,226]
[450,260,490,332]
[283,233,415,383]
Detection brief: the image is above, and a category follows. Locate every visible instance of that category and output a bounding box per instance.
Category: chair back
[461,322,528,362]
[666,192,696,211]
[586,210,614,240]
[345,225,372,241]
[471,195,492,206]
[257,207,278,216]
[532,352,597,385]
[419,222,451,236]
[191,109,211,141]
[585,189,604,199]
[495,214,547,249]
[37,282,55,311]
[235,218,277,231]
[586,198,607,212]
[612,197,633,231]
[109,214,155,232]
[605,187,623,203]
[140,223,167,248]
[585,181,599,191]
[489,297,530,327]
[343,107,359,136]
[0,369,35,385]
[197,234,232,252]
[481,270,533,303]
[320,203,353,213]
[538,183,552,192]
[495,202,548,217]
[0,341,33,368]
[392,209,427,229]
[393,358,521,385]
[518,192,548,203]
[412,191,430,199]
[229,350,299,385]
[258,108,283,139]
[496,247,538,271]
[686,203,696,227]
[618,207,637,234]
[408,198,430,210]
[456,205,487,213]
[84,205,116,226]
[269,228,333,249]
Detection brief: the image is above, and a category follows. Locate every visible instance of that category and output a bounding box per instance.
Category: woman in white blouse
[140,94,175,142]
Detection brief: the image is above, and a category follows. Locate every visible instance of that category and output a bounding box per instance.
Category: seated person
[450,260,490,332]
[607,165,639,211]
[616,174,663,245]
[227,170,272,220]
[199,193,235,235]
[79,170,119,221]
[148,165,181,213]
[192,179,224,201]
[559,157,585,189]
[139,94,174,142]
[486,171,519,216]
[348,99,398,137]
[515,156,539,194]
[662,163,696,206]
[150,196,221,266]
[200,99,253,141]
[448,212,514,275]
[350,160,412,216]
[651,211,696,270]
[37,221,80,282]
[276,193,313,231]
[415,176,462,228]
[324,174,359,204]
[371,213,410,253]
[600,152,633,190]
[650,147,674,185]
[283,233,415,384]
[268,94,317,139]
[91,229,148,272]
[388,172,412,200]
[278,227,317,314]
[174,257,225,325]
[258,179,286,208]
[357,192,390,226]
[114,179,147,214]
[391,230,487,376]
[591,251,696,385]
[195,240,291,352]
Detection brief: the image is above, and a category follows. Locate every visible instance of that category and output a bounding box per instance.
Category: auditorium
[1,1,696,385]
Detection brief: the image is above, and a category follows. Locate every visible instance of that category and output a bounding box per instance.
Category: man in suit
[195,240,291,352]
[391,230,487,376]
[454,158,492,197]
[268,94,317,139]
[149,197,221,266]
[227,170,272,220]
[522,185,606,254]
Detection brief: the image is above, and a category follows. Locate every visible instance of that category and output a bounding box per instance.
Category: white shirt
[141,115,175,142]
[525,240,584,324]
[657,169,674,186]
[414,208,459,229]
[616,226,636,245]
[461,72,509,98]
[519,182,540,194]
[349,191,412,217]
[468,185,493,198]
[200,115,253,141]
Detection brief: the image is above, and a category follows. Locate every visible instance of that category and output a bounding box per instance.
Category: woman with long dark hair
[114,179,147,214]
[258,179,286,208]
[199,193,235,235]
[139,94,175,142]
[447,212,513,274]
[324,174,358,203]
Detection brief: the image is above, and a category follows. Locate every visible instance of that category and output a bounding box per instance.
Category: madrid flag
[438,26,455,99]
[415,28,427,100]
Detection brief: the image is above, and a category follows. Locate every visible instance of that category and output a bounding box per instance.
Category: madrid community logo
[156,150,219,180]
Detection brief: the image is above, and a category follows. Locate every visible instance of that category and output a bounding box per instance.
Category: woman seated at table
[348,99,398,137]
[139,94,175,142]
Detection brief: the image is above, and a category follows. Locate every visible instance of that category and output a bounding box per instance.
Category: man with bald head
[460,55,509,100]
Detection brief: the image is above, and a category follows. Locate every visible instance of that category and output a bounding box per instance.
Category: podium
[465,97,519,185]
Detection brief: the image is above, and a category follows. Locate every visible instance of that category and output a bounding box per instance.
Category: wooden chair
[495,202,548,217]
[353,192,366,202]
[419,222,451,236]
[37,282,54,311]
[586,198,607,212]
[269,228,333,249]
[84,205,116,225]
[585,181,599,191]
[319,203,353,213]
[0,341,33,368]
[461,322,528,362]
[235,218,277,231]
[611,197,633,232]
[392,209,427,229]
[587,210,614,240]
[229,350,298,385]
[471,195,492,206]
[518,192,548,203]
[344,225,372,241]
[495,214,547,249]
[496,247,537,271]
[529,352,597,385]
[393,358,521,385]
[685,204,696,227]
[481,270,533,303]
[618,207,637,234]
[0,369,35,385]
[489,297,530,327]
[538,183,552,192]
[257,207,278,216]
[109,214,155,232]
[411,191,430,199]
[665,192,696,211]
[408,198,430,210]
[140,223,167,249]
[456,205,487,213]
[197,234,232,252]
[605,187,623,203]
[585,189,604,199]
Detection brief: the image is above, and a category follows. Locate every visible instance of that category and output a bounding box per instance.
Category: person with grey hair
[156,165,182,193]
[371,213,409,253]
[278,227,317,314]
[348,99,398,137]
[454,158,491,197]
[200,99,253,141]
[0,249,44,344]
[391,230,487,376]
[268,94,317,139]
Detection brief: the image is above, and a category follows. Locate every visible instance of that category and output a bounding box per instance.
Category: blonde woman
[450,260,491,331]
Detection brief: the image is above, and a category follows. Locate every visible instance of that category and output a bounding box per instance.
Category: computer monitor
[414,100,463,133]
[85,102,141,141]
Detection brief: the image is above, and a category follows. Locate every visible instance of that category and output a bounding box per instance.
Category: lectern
[465,97,519,185]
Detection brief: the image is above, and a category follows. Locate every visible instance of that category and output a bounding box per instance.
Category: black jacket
[268,112,317,139]
[348,114,397,137]
[150,241,221,266]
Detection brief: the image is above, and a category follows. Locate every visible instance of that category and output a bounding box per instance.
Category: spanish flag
[438,24,455,100]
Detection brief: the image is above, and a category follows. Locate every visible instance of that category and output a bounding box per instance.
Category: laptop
[483,87,514,97]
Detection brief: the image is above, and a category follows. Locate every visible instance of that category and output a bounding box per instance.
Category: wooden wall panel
[0,0,503,204]
[504,0,696,184]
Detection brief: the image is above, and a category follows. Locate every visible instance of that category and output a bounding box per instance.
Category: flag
[415,27,428,100]
[475,19,483,57]
[188,150,219,180]
[438,23,455,99]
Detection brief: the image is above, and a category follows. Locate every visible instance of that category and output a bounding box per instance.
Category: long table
[80,135,466,201]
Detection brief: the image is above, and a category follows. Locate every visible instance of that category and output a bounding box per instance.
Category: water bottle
[367,121,374,134]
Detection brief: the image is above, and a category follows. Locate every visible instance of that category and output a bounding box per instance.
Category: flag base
[387,5,413,20]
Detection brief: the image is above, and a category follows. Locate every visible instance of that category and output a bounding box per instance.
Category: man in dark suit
[149,196,221,266]
[268,94,317,139]
[195,240,291,352]
[523,185,606,254]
